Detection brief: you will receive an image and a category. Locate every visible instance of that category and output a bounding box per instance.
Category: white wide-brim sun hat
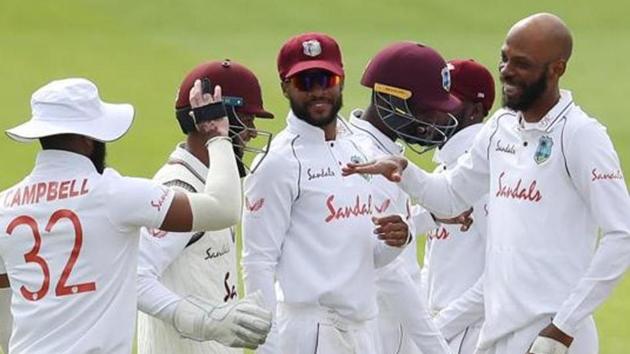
[6,78,135,143]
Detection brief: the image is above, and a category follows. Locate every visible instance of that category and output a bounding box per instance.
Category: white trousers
[447,321,481,354]
[277,303,381,354]
[376,263,450,354]
[378,313,422,354]
[475,316,598,354]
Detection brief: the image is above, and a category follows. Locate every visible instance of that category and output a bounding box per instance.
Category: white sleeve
[137,227,193,323]
[433,276,485,341]
[410,204,439,236]
[0,254,5,274]
[0,287,11,353]
[241,153,297,354]
[106,175,175,230]
[399,119,494,217]
[553,122,630,335]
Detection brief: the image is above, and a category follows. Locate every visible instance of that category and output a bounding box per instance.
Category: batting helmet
[175,60,274,175]
[361,42,461,153]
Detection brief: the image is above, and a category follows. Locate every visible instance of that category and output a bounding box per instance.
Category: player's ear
[550,59,566,80]
[472,102,486,121]
[280,81,289,98]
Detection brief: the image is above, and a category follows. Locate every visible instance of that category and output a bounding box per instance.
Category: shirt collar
[167,143,208,183]
[516,89,574,132]
[348,108,404,156]
[286,111,331,142]
[33,149,98,174]
[433,123,483,166]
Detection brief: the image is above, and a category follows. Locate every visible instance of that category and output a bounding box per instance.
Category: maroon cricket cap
[448,59,495,113]
[361,41,461,113]
[175,60,273,118]
[277,32,344,80]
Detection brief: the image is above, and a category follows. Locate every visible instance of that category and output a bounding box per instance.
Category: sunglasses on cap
[287,71,342,92]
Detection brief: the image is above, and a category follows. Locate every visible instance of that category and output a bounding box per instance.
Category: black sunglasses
[288,71,342,92]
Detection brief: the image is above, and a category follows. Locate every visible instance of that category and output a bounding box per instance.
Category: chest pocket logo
[534,135,553,165]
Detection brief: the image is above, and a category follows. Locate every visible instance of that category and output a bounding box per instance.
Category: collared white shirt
[136,144,239,354]
[0,150,174,354]
[346,109,450,354]
[421,123,488,338]
[242,111,403,353]
[346,110,431,277]
[399,90,630,348]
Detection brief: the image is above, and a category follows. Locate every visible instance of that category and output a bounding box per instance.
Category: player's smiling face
[282,69,343,128]
[499,42,550,112]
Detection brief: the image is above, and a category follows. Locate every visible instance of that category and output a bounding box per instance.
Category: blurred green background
[1,0,628,353]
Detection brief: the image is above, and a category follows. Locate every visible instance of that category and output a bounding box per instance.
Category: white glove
[173,290,272,349]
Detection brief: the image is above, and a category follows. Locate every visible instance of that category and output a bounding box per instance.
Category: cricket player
[137,59,274,354]
[345,41,465,354]
[343,13,630,354]
[242,32,412,354]
[0,78,270,353]
[422,58,495,354]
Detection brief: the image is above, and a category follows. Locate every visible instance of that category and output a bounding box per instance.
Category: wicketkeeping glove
[173,290,272,349]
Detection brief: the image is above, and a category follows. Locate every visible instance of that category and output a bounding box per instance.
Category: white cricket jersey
[398,90,630,348]
[137,144,240,354]
[0,150,174,354]
[345,110,450,354]
[423,124,487,313]
[242,112,403,353]
[345,111,435,277]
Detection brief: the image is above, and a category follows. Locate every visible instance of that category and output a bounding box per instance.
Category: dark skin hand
[159,81,229,232]
[372,214,410,247]
[342,156,408,182]
[528,323,573,353]
[0,274,9,289]
[435,208,474,232]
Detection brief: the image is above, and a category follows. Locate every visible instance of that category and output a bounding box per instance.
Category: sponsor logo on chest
[324,194,391,223]
[307,166,336,181]
[205,243,231,260]
[495,139,516,155]
[495,171,542,202]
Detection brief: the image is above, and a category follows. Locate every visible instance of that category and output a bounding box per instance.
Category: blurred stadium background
[1,1,628,353]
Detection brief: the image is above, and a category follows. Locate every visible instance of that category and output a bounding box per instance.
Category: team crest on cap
[534,135,553,164]
[302,40,322,57]
[441,66,451,92]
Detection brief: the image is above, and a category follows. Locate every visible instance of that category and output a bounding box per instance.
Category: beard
[290,95,343,127]
[90,141,107,174]
[502,68,548,112]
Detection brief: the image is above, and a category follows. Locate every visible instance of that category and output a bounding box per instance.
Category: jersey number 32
[6,209,96,301]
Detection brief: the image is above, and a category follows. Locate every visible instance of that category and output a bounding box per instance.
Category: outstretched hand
[189,79,229,139]
[341,156,409,182]
[435,208,474,232]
